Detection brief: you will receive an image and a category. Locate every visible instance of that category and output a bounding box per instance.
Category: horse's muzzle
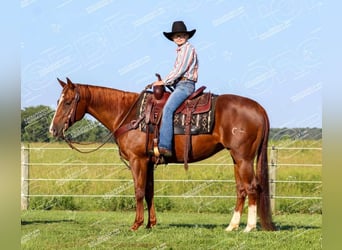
[49,124,66,139]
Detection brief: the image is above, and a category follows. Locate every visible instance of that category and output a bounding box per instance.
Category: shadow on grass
[21,219,75,225]
[166,222,320,231]
[277,224,320,231]
[167,223,227,229]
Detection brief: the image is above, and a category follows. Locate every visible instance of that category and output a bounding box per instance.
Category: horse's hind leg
[244,177,259,232]
[240,159,259,232]
[225,161,246,231]
[226,158,258,232]
[145,161,156,228]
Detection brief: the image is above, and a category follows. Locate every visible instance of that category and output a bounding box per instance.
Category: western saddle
[114,74,214,169]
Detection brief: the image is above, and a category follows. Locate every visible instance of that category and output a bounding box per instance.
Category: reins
[64,131,114,153]
[63,84,150,156]
[112,87,147,140]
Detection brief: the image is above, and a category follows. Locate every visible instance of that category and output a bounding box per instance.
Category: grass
[21,141,322,249]
[21,210,322,250]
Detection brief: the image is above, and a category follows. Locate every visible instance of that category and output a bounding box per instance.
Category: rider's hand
[145,83,153,89]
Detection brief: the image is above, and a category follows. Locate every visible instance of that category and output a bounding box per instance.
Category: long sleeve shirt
[164,41,198,85]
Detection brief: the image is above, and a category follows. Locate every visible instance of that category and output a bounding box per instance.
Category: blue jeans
[159,80,195,150]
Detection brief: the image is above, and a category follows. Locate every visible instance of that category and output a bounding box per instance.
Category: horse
[49,77,276,232]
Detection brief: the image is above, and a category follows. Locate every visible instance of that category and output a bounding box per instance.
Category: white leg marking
[225,210,241,231]
[244,204,257,232]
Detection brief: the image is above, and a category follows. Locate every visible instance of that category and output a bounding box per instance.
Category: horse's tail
[256,110,276,231]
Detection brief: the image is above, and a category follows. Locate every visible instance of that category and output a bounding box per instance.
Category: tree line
[21,105,322,142]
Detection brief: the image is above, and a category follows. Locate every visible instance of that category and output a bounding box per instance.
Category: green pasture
[23,140,322,214]
[21,210,322,249]
[21,140,322,249]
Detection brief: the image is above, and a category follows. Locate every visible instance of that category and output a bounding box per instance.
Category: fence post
[269,145,277,213]
[21,143,29,210]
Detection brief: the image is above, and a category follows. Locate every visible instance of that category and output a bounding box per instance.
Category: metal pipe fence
[21,144,322,211]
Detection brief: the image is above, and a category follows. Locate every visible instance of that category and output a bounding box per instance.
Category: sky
[20,0,323,128]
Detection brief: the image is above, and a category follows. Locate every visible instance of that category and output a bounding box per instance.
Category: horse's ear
[57,78,66,87]
[66,77,75,89]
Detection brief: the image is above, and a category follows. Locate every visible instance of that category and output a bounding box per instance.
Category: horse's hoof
[146,222,157,229]
[243,224,256,233]
[130,223,142,231]
[145,225,154,230]
[225,224,239,232]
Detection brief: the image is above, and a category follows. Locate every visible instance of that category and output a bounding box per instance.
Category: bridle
[64,87,80,132]
[62,85,114,154]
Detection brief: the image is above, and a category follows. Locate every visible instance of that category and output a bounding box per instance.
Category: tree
[63,118,113,143]
[269,127,322,140]
[21,105,55,142]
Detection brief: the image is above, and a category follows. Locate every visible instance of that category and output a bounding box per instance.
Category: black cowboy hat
[163,21,196,41]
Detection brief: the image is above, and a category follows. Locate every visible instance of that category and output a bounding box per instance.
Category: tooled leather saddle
[140,83,217,169]
[114,77,217,169]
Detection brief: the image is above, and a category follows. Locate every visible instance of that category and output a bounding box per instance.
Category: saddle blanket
[136,91,217,135]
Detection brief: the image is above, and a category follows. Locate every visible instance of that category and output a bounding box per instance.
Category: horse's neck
[84,85,139,132]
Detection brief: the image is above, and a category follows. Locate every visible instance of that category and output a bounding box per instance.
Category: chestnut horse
[49,78,275,232]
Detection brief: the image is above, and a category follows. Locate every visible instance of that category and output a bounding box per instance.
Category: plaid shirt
[164,41,198,85]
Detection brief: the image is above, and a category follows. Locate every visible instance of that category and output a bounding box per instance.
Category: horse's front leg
[145,161,156,228]
[130,158,148,231]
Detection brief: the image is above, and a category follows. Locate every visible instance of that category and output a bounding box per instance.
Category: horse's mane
[77,83,139,110]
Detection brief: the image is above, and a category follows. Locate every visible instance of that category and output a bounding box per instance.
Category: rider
[153,21,198,157]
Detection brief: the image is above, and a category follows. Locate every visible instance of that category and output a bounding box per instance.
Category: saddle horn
[153,73,165,100]
[155,73,162,81]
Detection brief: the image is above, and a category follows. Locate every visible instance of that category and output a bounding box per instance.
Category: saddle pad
[136,91,217,135]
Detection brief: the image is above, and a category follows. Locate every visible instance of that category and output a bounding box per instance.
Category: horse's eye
[65,101,72,106]
[57,99,59,105]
